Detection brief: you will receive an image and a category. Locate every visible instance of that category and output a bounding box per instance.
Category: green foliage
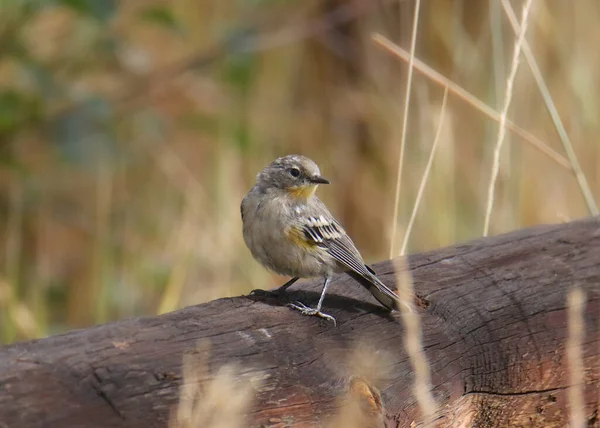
[138,6,182,33]
[222,49,257,93]
[58,0,118,22]
[0,90,43,135]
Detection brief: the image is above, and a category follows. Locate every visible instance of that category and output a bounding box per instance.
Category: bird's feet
[287,301,336,326]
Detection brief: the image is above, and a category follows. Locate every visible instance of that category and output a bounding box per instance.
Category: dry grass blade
[0,278,39,339]
[372,34,571,170]
[3,180,23,343]
[483,0,533,237]
[389,0,422,259]
[567,287,586,428]
[501,0,599,216]
[170,341,257,428]
[330,344,391,428]
[394,258,438,426]
[157,193,201,315]
[330,377,385,428]
[155,147,206,314]
[401,87,449,255]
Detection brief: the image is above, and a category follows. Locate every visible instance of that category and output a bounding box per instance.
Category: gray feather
[299,201,399,310]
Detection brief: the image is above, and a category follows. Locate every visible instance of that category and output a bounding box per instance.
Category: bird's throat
[288,184,317,200]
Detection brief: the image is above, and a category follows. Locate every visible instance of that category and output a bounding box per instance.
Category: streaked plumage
[241,154,399,323]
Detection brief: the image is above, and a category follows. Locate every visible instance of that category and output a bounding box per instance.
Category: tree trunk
[0,217,599,427]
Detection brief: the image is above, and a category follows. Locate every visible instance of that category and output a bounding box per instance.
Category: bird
[241,154,400,324]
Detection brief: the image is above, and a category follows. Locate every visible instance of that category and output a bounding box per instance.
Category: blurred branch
[44,0,389,124]
[501,0,599,216]
[372,33,572,170]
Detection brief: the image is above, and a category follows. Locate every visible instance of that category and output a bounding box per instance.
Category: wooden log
[0,217,599,427]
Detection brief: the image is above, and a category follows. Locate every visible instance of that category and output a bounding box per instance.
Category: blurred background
[0,0,598,345]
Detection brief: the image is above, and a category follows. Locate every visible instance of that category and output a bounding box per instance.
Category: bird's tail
[347,268,400,311]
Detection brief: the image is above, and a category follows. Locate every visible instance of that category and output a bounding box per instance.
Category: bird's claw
[287,301,336,326]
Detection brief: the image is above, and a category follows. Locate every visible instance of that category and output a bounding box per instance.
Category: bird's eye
[289,167,301,178]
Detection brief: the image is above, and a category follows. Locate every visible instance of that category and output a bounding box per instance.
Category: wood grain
[0,217,599,427]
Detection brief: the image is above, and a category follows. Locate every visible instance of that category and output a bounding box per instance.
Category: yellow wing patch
[285,225,319,250]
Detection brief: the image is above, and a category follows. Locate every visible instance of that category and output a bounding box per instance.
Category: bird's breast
[241,195,331,277]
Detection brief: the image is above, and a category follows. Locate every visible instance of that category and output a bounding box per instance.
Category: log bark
[0,217,599,427]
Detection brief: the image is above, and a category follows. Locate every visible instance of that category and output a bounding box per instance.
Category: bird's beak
[310,175,330,184]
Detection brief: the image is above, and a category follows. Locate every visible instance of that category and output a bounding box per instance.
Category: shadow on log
[0,218,599,427]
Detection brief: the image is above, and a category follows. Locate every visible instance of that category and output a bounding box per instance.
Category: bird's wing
[297,201,399,310]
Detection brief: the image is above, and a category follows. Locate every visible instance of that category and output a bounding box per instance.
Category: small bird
[241,155,400,324]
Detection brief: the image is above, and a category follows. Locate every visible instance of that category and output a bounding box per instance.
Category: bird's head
[256,154,330,199]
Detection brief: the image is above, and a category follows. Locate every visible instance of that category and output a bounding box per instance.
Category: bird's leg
[275,277,300,294]
[315,276,330,313]
[250,277,299,297]
[288,276,336,326]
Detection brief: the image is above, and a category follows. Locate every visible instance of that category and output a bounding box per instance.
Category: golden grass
[371,34,572,171]
[328,343,392,428]
[170,340,396,428]
[329,377,386,428]
[401,86,449,256]
[502,0,598,216]
[394,257,438,426]
[389,0,422,258]
[170,341,258,428]
[483,0,534,237]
